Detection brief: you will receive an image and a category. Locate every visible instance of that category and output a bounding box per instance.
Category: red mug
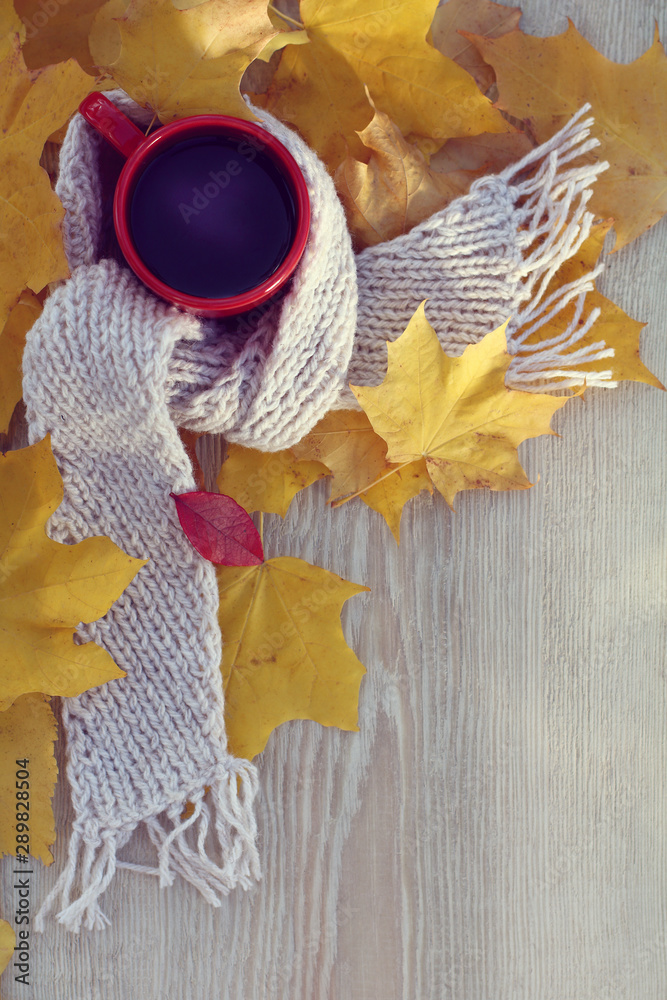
[78,92,311,317]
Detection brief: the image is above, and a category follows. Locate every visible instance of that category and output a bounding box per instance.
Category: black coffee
[129,135,297,299]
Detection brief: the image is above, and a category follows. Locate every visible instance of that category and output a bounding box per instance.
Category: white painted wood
[3,1,667,996]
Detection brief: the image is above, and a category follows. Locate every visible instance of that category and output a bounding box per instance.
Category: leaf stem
[330,460,417,507]
[268,3,304,29]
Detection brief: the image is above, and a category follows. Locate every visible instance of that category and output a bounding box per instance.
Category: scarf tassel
[502,103,615,389]
[34,759,260,933]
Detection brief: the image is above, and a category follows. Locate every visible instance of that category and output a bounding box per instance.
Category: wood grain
[2,1,667,997]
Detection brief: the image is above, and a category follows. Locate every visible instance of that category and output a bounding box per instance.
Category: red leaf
[170,491,264,566]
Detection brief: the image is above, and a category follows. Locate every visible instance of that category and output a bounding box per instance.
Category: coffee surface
[129,135,297,299]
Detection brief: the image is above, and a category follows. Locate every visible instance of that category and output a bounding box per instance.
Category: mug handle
[78,92,146,159]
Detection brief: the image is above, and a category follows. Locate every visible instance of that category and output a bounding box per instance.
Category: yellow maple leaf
[516,220,664,390]
[355,458,432,543]
[217,556,368,759]
[92,0,284,122]
[430,0,521,93]
[0,35,92,328]
[334,105,476,248]
[292,410,431,542]
[467,21,667,250]
[0,919,15,975]
[216,443,328,518]
[351,304,571,509]
[429,129,533,175]
[89,0,125,67]
[0,0,25,56]
[292,409,389,501]
[259,0,511,172]
[15,0,107,74]
[0,693,57,863]
[0,437,147,711]
[0,291,41,435]
[254,34,373,171]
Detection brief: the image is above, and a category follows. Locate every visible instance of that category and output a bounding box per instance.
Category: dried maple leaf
[217,556,368,759]
[0,437,146,711]
[354,458,432,543]
[0,291,41,434]
[252,34,373,171]
[92,0,284,122]
[351,304,571,509]
[0,2,25,56]
[467,22,667,250]
[216,443,328,518]
[0,693,57,863]
[292,409,389,501]
[89,0,125,67]
[334,106,476,248]
[516,220,663,389]
[0,36,91,328]
[0,919,14,974]
[429,130,533,174]
[292,410,431,542]
[430,0,521,93]
[16,0,108,74]
[258,0,511,172]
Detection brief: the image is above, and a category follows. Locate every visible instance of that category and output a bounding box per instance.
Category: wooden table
[2,0,666,996]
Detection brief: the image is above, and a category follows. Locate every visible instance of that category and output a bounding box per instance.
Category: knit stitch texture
[25,92,358,932]
[24,92,608,931]
[345,106,611,405]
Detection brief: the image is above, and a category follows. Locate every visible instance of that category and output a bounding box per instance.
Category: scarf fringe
[34,759,260,933]
[500,104,614,389]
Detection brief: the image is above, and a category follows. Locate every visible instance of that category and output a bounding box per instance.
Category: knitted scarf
[24,92,608,932]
